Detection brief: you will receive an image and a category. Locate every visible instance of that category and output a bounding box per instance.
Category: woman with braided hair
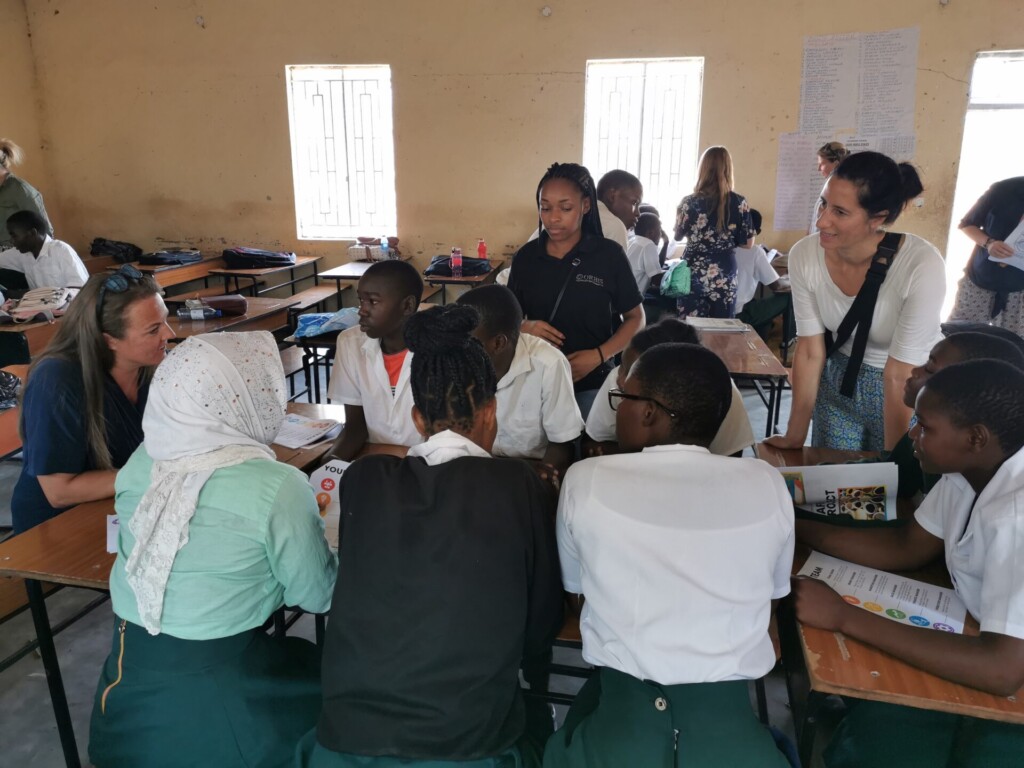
[299,304,563,768]
[508,162,645,418]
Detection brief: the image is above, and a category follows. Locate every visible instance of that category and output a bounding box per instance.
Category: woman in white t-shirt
[768,152,946,452]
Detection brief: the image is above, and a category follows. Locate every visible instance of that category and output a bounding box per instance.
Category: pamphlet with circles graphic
[777,462,898,521]
[308,459,350,544]
[798,551,967,634]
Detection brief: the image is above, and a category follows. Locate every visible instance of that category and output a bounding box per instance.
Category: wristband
[984,236,995,251]
[596,345,605,364]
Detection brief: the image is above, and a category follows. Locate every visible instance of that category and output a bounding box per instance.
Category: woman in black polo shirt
[507,162,645,418]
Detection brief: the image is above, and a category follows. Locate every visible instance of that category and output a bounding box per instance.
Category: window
[583,58,704,222]
[285,65,397,240]
[943,51,1024,317]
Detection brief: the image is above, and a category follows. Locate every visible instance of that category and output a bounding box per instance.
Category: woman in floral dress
[674,146,754,318]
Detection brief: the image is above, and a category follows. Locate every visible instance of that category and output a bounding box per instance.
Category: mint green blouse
[109,448,338,640]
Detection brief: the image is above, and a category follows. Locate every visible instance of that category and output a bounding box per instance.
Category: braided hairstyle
[923,360,1024,456]
[942,331,1024,371]
[535,162,604,240]
[404,304,497,435]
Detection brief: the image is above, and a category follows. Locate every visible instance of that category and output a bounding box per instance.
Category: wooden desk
[754,443,878,467]
[699,325,789,438]
[0,400,344,768]
[0,364,29,459]
[423,259,505,304]
[207,255,321,298]
[779,548,1024,766]
[0,318,59,358]
[124,254,226,291]
[166,296,299,341]
[318,261,442,306]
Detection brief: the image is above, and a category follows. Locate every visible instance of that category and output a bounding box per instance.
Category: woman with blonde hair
[816,141,849,178]
[0,139,53,247]
[673,146,754,318]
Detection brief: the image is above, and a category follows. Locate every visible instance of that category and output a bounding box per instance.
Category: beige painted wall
[9,0,1023,268]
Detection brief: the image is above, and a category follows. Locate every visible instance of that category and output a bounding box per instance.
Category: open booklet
[684,317,748,332]
[776,462,899,521]
[273,413,342,449]
[798,551,968,633]
[986,217,1024,271]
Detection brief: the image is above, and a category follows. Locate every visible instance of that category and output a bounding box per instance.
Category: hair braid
[924,360,1024,456]
[535,162,604,239]
[404,305,497,434]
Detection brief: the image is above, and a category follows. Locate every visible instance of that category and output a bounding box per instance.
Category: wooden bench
[421,285,442,303]
[287,283,348,315]
[280,346,312,402]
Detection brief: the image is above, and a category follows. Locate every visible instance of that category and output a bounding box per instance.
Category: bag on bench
[139,248,203,266]
[222,247,297,269]
[90,238,143,264]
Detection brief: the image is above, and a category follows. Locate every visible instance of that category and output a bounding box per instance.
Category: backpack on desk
[139,249,203,266]
[222,248,297,269]
[90,238,143,264]
[8,287,78,322]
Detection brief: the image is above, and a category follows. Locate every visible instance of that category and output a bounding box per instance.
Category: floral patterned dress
[674,191,753,318]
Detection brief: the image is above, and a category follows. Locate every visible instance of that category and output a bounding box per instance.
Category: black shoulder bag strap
[824,232,903,398]
[547,257,582,324]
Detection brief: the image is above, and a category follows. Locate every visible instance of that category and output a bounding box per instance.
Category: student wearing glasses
[11,265,175,532]
[548,342,794,767]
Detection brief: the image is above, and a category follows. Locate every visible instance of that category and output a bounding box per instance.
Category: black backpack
[222,248,297,269]
[90,238,143,264]
[139,249,203,266]
[423,255,492,278]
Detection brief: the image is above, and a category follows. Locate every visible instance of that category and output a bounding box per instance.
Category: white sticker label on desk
[106,515,120,554]
[798,551,968,634]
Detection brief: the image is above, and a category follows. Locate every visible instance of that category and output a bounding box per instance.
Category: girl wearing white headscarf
[89,331,338,768]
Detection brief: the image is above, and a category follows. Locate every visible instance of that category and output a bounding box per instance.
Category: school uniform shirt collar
[641,443,712,456]
[497,335,534,391]
[36,235,55,259]
[407,430,491,466]
[359,333,412,399]
[951,443,1024,507]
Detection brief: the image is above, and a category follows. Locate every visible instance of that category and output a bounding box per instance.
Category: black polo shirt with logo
[507,233,643,392]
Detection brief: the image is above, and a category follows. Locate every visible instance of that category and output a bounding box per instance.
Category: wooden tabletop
[755,443,878,467]
[0,364,29,458]
[698,325,788,380]
[0,317,60,357]
[166,296,298,340]
[127,254,226,289]
[319,261,375,281]
[0,402,348,589]
[423,259,505,285]
[207,255,321,279]
[791,547,1024,722]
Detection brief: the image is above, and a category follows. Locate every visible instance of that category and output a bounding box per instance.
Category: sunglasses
[96,264,145,325]
[607,388,679,419]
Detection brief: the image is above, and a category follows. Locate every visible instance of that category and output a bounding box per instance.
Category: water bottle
[176,306,222,320]
[477,238,487,260]
[379,235,390,259]
[450,247,463,278]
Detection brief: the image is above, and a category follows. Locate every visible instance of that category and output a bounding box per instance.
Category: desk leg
[25,579,81,768]
[778,598,825,768]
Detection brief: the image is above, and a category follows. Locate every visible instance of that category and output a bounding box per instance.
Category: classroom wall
[9,0,1023,267]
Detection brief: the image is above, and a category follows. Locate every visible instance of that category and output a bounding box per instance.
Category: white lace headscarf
[124,331,286,635]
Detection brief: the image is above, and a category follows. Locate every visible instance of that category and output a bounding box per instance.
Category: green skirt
[89,617,322,768]
[825,700,1024,768]
[543,668,790,768]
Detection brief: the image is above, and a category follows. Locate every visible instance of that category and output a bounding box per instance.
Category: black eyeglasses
[96,264,144,325]
[607,388,679,419]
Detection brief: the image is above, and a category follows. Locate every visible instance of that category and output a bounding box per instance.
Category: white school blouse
[0,236,89,289]
[625,234,663,295]
[915,445,1024,639]
[735,244,780,309]
[493,334,583,460]
[328,327,423,448]
[557,445,794,684]
[585,365,754,456]
[789,233,946,368]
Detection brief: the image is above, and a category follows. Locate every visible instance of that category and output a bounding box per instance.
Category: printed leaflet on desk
[798,551,967,633]
[777,462,898,521]
[273,413,342,449]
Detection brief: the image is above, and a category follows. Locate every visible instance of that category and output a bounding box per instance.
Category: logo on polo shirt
[575,274,604,288]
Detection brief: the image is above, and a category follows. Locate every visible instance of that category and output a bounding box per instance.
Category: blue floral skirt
[812,351,885,452]
[676,246,737,318]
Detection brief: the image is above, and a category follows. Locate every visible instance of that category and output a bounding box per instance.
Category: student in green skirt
[89,331,338,768]
[547,342,794,767]
[296,305,563,768]
[794,359,1024,767]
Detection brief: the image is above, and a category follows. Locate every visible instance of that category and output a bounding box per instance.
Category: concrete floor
[0,372,833,768]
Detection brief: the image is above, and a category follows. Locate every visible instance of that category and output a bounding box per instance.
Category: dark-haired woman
[673,146,754,318]
[767,152,946,453]
[297,304,563,768]
[12,265,175,533]
[508,162,644,418]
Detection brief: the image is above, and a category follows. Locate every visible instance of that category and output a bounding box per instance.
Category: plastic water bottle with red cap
[450,246,463,278]
[477,238,487,261]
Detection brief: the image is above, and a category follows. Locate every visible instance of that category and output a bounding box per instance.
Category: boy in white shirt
[0,210,88,289]
[547,342,793,767]
[793,358,1024,767]
[733,209,789,329]
[326,260,425,461]
[624,212,666,295]
[457,284,582,476]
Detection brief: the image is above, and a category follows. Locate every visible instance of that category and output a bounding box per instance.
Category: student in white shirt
[625,212,667,295]
[457,284,582,476]
[326,260,424,460]
[547,342,793,767]
[0,210,88,288]
[793,359,1024,767]
[584,317,754,458]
